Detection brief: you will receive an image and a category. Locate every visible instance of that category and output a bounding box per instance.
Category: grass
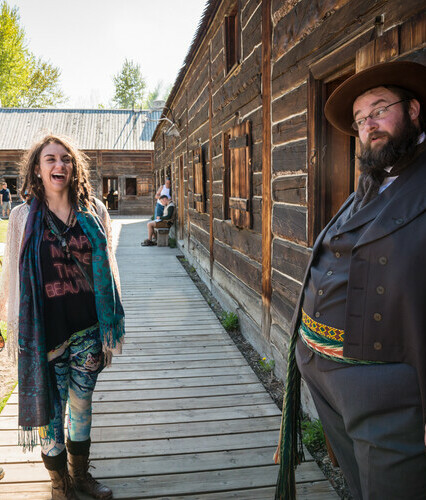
[0,320,7,342]
[0,382,17,415]
[259,357,275,372]
[0,219,8,269]
[301,418,326,452]
[221,311,239,331]
[0,219,8,243]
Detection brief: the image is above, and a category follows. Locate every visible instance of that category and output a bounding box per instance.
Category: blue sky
[10,0,207,107]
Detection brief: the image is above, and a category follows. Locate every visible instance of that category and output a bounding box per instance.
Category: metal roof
[0,108,161,150]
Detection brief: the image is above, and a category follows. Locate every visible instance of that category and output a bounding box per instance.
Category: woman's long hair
[20,134,93,210]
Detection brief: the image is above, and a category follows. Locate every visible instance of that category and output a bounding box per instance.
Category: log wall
[153,0,426,416]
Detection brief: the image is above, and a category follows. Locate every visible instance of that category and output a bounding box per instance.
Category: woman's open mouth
[51,173,66,181]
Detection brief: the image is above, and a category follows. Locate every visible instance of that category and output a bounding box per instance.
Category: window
[125,178,137,196]
[103,177,118,210]
[223,120,252,229]
[307,71,356,246]
[193,147,205,213]
[138,180,149,196]
[225,6,240,73]
[3,177,17,195]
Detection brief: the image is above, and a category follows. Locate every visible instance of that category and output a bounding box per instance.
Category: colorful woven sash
[299,309,381,365]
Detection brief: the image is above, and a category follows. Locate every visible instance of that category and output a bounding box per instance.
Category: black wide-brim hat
[324,61,426,136]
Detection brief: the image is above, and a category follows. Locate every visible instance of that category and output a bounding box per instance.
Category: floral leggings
[40,324,104,456]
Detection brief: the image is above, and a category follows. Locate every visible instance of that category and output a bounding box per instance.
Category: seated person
[142,197,175,246]
[154,199,165,219]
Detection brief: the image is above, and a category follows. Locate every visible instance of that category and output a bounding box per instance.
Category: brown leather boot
[67,439,112,500]
[42,450,79,500]
[47,468,80,500]
[68,454,112,499]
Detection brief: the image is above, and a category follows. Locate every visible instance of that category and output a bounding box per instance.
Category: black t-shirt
[0,189,10,202]
[41,213,98,352]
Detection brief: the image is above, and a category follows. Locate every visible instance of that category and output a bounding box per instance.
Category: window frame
[224,4,241,74]
[223,120,252,229]
[125,177,137,196]
[307,69,356,246]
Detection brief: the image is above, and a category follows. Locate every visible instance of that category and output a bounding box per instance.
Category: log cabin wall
[0,149,154,214]
[153,0,425,416]
[0,151,23,203]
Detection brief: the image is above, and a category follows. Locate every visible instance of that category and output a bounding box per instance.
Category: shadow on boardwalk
[0,217,337,499]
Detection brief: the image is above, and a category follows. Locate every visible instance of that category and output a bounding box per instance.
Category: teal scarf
[75,203,125,349]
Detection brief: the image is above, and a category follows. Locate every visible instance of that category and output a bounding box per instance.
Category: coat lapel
[355,151,426,248]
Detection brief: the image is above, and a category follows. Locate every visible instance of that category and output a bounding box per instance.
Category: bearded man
[275,61,426,500]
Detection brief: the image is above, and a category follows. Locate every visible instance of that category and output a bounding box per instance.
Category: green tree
[21,58,65,107]
[112,59,146,109]
[0,2,30,106]
[0,1,65,107]
[144,82,161,109]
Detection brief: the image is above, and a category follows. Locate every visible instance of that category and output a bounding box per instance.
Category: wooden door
[178,155,184,239]
[227,121,252,229]
[193,147,205,213]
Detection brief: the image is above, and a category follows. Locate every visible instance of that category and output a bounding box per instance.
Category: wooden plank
[0,405,280,435]
[6,383,267,405]
[0,461,334,498]
[1,448,280,483]
[0,417,281,445]
[1,393,275,418]
[1,430,281,461]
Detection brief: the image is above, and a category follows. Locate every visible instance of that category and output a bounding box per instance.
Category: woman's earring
[37,174,41,178]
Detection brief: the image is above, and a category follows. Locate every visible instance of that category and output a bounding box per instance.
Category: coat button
[374,342,382,350]
[376,286,385,295]
[395,218,404,225]
[315,312,320,318]
[327,270,333,276]
[373,313,382,322]
[318,290,324,296]
[335,252,341,258]
[379,256,387,265]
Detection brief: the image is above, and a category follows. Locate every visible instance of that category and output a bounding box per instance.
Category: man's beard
[358,113,420,178]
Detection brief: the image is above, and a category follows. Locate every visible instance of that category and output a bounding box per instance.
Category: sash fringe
[18,427,39,453]
[274,325,305,499]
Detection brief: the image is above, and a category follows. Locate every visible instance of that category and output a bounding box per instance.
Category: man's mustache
[366,131,390,145]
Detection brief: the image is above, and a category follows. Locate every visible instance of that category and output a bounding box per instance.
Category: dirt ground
[177,255,353,500]
[0,346,17,407]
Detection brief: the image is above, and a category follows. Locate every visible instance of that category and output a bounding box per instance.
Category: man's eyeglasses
[352,99,409,131]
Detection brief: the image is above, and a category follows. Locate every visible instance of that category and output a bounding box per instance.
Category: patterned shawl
[18,198,125,450]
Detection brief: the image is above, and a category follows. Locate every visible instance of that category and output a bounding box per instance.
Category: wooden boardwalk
[0,217,338,499]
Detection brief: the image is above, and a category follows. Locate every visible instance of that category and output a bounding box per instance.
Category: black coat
[291,149,426,424]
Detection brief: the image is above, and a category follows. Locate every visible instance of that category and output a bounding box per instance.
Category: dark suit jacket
[291,149,426,424]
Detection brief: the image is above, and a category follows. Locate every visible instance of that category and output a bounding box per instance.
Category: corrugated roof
[0,108,161,150]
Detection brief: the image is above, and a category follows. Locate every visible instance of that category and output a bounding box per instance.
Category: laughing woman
[0,135,125,500]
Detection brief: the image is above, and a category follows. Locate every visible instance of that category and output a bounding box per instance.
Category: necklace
[44,206,76,259]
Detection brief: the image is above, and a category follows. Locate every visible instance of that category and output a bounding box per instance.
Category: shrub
[259,357,275,372]
[301,418,326,452]
[221,311,239,331]
[168,237,177,248]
